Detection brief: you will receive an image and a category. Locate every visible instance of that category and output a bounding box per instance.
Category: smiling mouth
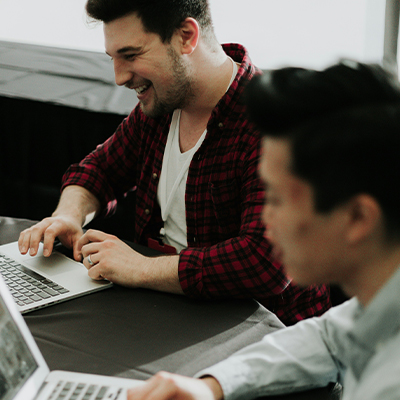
[133,83,151,95]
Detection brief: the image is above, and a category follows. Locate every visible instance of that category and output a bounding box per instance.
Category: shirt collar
[347,265,400,379]
[207,43,259,126]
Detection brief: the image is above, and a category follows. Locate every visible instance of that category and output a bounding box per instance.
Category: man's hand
[18,185,100,261]
[127,372,223,400]
[18,215,84,261]
[78,230,183,294]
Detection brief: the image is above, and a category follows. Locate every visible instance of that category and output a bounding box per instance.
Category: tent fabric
[0,40,137,232]
[0,40,138,115]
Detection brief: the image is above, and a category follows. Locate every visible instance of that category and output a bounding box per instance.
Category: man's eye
[125,54,137,60]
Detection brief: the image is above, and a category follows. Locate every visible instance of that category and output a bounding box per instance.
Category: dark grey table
[0,216,340,399]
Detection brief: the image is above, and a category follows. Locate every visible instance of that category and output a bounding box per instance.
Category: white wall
[0,0,387,69]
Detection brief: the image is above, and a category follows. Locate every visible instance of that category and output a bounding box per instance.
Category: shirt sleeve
[61,109,141,216]
[194,302,352,399]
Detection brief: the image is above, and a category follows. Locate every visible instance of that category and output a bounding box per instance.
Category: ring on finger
[87,254,94,266]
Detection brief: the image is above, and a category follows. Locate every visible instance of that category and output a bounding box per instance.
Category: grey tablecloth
[0,216,340,399]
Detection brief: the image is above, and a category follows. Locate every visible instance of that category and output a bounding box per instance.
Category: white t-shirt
[157,109,207,252]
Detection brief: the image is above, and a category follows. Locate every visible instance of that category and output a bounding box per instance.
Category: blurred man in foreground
[127,61,400,399]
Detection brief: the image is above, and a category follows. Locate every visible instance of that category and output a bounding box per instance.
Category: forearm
[140,255,183,294]
[195,313,343,400]
[53,185,101,227]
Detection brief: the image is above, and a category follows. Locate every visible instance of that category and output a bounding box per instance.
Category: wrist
[202,376,224,400]
[141,255,183,294]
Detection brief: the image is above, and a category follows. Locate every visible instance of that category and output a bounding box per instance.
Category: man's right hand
[18,215,84,261]
[127,372,223,400]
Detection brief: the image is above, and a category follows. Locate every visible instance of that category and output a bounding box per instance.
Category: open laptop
[0,274,144,400]
[0,241,112,314]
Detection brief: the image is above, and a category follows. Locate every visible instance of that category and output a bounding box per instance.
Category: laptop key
[37,291,51,299]
[26,294,42,301]
[43,288,60,296]
[95,386,110,399]
[14,263,47,281]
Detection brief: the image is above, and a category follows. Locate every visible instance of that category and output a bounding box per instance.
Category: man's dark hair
[245,61,400,238]
[86,0,214,43]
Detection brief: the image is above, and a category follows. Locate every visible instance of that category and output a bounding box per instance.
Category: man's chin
[139,101,170,119]
[139,103,156,118]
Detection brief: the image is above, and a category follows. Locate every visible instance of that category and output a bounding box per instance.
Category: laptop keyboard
[47,381,122,400]
[0,253,69,306]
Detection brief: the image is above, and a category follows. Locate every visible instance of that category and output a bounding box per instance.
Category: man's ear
[177,17,200,55]
[345,194,382,244]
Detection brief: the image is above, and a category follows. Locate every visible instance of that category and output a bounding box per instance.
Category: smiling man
[126,62,400,399]
[17,0,330,325]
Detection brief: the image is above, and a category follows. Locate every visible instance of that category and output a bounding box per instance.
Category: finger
[126,374,174,400]
[18,230,32,254]
[76,229,105,252]
[42,226,60,257]
[72,232,84,262]
[138,373,186,400]
[80,242,102,259]
[87,264,106,281]
[24,222,49,256]
[82,252,98,269]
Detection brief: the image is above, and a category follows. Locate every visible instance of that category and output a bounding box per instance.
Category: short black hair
[245,61,400,239]
[86,0,214,43]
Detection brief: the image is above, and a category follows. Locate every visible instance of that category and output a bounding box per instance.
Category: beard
[141,46,195,118]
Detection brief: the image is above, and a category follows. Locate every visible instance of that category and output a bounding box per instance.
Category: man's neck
[343,246,400,306]
[182,43,234,119]
[178,44,235,152]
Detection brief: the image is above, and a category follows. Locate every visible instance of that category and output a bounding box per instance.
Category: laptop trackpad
[24,252,83,276]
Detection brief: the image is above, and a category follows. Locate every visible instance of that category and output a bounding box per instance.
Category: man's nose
[113,59,132,87]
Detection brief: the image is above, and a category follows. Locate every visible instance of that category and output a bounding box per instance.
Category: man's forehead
[103,12,158,55]
[262,137,291,173]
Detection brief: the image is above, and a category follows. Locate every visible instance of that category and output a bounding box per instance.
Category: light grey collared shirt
[196,267,400,400]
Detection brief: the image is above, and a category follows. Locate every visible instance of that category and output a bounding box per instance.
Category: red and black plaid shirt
[62,44,330,325]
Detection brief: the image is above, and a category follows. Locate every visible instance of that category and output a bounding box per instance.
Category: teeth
[135,84,149,94]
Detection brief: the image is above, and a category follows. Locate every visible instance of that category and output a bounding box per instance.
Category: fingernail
[43,249,50,257]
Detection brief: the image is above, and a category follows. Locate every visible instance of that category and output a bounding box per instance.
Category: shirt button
[218,122,224,128]
[152,173,158,180]
[145,209,150,215]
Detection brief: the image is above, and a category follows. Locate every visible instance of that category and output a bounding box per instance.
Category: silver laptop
[0,274,144,400]
[0,241,112,314]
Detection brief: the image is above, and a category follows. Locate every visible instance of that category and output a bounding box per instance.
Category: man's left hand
[78,229,183,294]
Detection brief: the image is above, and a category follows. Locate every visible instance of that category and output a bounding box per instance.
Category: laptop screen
[0,294,38,400]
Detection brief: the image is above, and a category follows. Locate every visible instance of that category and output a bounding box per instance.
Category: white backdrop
[0,0,386,69]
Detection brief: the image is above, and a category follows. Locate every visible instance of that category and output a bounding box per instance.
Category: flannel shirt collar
[206,43,258,133]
